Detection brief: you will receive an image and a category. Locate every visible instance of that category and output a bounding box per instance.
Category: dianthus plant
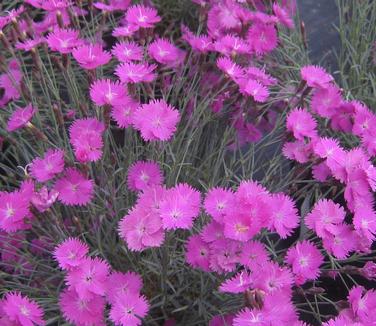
[1,0,375,325]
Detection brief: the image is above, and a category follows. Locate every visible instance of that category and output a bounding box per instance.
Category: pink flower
[15,37,45,51]
[285,240,324,285]
[283,140,312,163]
[330,101,355,132]
[209,314,235,326]
[247,23,278,55]
[30,149,65,182]
[239,79,269,102]
[181,25,213,53]
[31,186,59,212]
[106,271,143,304]
[312,162,332,182]
[301,65,334,89]
[109,293,149,326]
[311,85,342,118]
[111,98,139,128]
[115,62,157,83]
[69,118,105,163]
[72,44,111,70]
[322,224,356,259]
[7,104,36,132]
[59,288,105,326]
[111,41,143,62]
[219,271,253,293]
[214,34,249,56]
[305,199,346,238]
[93,0,130,11]
[0,60,22,106]
[133,99,180,141]
[66,257,110,299]
[223,211,258,242]
[286,107,317,140]
[348,286,376,323]
[253,261,293,294]
[0,188,31,232]
[353,205,376,242]
[112,25,139,38]
[148,38,185,67]
[244,66,277,86]
[204,187,235,222]
[119,206,164,251]
[2,292,45,326]
[239,240,269,271]
[269,193,299,238]
[46,28,83,54]
[209,239,240,273]
[90,79,128,106]
[216,57,244,81]
[273,3,294,29]
[160,183,201,230]
[53,237,89,270]
[353,101,374,137]
[200,220,224,243]
[54,168,94,206]
[126,4,161,29]
[185,234,210,271]
[127,160,163,192]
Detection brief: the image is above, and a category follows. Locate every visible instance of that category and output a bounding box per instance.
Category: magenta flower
[115,62,157,84]
[253,261,293,294]
[185,234,210,271]
[0,189,31,232]
[239,240,269,271]
[94,0,130,11]
[353,205,376,242]
[31,186,59,212]
[90,79,128,106]
[72,44,111,70]
[283,140,312,163]
[16,37,45,51]
[2,292,45,326]
[66,257,110,299]
[269,193,299,238]
[220,271,253,294]
[111,98,139,128]
[0,60,22,106]
[126,4,161,29]
[133,99,180,141]
[181,25,213,53]
[247,22,278,55]
[109,293,149,326]
[285,240,324,285]
[112,41,143,62]
[224,212,258,242]
[209,239,240,273]
[69,118,105,163]
[119,206,164,251]
[46,28,83,54]
[30,149,65,182]
[7,104,36,132]
[53,237,89,270]
[311,85,342,118]
[273,3,294,29]
[286,107,317,140]
[112,24,139,38]
[204,187,235,222]
[244,66,277,86]
[301,65,334,89]
[59,288,105,326]
[54,168,94,206]
[239,79,269,103]
[216,57,244,81]
[160,183,201,230]
[148,38,185,67]
[322,224,356,259]
[106,271,143,304]
[127,160,163,192]
[348,286,376,323]
[214,34,249,57]
[305,199,346,238]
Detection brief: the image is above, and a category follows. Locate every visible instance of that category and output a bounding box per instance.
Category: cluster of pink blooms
[1,0,376,324]
[54,237,149,326]
[283,65,376,257]
[120,160,201,250]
